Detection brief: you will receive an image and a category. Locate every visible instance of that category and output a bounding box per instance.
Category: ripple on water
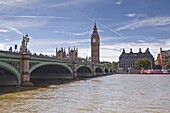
[0,75,170,113]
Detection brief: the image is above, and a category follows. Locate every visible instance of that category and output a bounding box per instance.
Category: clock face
[92,39,96,43]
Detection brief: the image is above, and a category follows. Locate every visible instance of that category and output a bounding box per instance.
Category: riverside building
[156,48,170,70]
[119,48,154,70]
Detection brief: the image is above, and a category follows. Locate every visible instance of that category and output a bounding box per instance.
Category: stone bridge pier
[72,61,77,79]
[21,54,32,86]
[92,64,96,77]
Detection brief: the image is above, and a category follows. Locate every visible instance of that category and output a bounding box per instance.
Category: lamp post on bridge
[25,34,29,53]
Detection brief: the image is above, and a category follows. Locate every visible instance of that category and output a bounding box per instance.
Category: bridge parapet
[0,50,21,57]
[75,61,92,66]
[30,56,73,65]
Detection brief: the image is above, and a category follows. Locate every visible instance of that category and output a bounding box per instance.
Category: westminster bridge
[0,50,113,86]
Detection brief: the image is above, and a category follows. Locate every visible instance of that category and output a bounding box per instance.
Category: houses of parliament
[55,23,100,64]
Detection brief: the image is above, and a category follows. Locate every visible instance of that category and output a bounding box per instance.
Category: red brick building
[156,48,170,69]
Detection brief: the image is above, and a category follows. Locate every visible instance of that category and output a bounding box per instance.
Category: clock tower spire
[93,22,97,34]
[91,22,100,64]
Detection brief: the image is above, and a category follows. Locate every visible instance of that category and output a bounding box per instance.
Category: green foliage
[111,61,118,69]
[101,61,118,69]
[134,58,151,70]
[166,58,170,69]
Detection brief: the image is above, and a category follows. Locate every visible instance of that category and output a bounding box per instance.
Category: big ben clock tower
[91,22,100,63]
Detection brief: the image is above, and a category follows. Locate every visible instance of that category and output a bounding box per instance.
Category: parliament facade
[119,48,154,69]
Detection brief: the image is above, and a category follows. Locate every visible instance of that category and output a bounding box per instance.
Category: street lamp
[24,34,30,53]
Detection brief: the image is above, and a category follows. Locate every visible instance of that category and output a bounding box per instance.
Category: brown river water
[0,74,170,113]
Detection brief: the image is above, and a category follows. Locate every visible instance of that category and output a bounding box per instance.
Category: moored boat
[141,69,170,74]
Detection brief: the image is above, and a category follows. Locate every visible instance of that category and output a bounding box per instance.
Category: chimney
[160,47,162,53]
[130,48,133,53]
[139,48,142,53]
[122,48,125,54]
[68,47,70,53]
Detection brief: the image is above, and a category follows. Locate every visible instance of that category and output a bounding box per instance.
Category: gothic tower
[91,22,100,63]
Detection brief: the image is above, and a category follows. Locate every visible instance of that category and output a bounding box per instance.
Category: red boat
[141,69,170,74]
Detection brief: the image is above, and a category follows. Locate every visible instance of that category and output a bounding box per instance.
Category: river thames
[0,74,170,113]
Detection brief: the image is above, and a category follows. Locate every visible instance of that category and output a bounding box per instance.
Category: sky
[0,0,170,62]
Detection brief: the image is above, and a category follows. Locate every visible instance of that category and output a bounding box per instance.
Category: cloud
[0,44,6,50]
[98,22,125,38]
[78,48,91,58]
[29,38,90,47]
[4,38,9,41]
[0,26,33,40]
[30,36,127,48]
[0,26,24,40]
[0,0,41,11]
[54,29,104,36]
[0,18,48,28]
[0,29,9,33]
[54,30,91,36]
[0,0,39,8]
[116,16,170,31]
[0,39,21,51]
[125,13,146,18]
[0,15,72,20]
[113,0,122,5]
[6,26,23,36]
[0,0,101,10]
[137,40,145,43]
[125,13,137,18]
[50,0,81,7]
[0,0,26,5]
[48,0,99,8]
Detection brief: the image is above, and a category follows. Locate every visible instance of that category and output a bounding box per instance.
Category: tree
[111,61,118,69]
[134,58,151,70]
[166,58,170,69]
[101,61,118,69]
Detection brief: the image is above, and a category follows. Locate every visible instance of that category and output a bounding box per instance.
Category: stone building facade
[56,47,66,58]
[68,47,78,61]
[119,48,154,69]
[56,47,78,61]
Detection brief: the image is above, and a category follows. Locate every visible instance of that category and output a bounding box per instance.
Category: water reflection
[0,75,170,113]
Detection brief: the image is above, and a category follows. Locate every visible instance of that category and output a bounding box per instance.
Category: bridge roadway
[0,50,113,86]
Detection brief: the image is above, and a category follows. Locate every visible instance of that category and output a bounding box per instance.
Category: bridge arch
[30,62,73,79]
[0,61,20,85]
[110,69,113,73]
[105,68,109,74]
[76,65,93,77]
[95,67,103,76]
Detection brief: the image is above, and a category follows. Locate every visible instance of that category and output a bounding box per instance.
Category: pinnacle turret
[92,22,98,35]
